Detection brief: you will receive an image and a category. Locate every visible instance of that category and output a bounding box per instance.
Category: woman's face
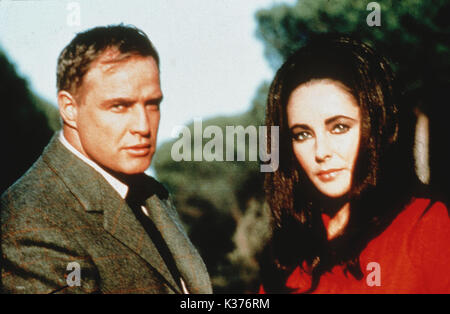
[287,79,361,198]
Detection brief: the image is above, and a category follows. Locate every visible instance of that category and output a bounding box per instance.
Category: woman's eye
[331,124,350,134]
[293,131,312,142]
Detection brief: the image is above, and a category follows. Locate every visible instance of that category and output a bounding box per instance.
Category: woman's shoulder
[391,197,448,232]
[402,197,449,233]
[404,197,449,245]
[404,197,450,292]
[369,196,449,273]
[388,197,449,248]
[362,197,449,292]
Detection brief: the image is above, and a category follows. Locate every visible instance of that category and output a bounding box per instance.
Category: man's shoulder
[1,133,91,212]
[2,156,55,204]
[1,155,72,231]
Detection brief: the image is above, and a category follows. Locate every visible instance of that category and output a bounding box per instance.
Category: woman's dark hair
[261,35,421,293]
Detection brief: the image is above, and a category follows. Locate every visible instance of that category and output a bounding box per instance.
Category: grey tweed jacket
[0,134,212,294]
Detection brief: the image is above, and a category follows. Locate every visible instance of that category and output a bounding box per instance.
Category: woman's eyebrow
[325,115,358,125]
[290,124,312,131]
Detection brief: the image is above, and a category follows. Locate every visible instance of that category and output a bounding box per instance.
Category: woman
[260,36,449,293]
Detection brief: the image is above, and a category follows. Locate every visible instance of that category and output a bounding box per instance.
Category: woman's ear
[58,90,79,129]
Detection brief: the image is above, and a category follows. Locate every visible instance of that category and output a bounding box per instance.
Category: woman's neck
[309,187,352,240]
[325,202,350,240]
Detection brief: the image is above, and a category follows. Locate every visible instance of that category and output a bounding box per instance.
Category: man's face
[75,53,162,175]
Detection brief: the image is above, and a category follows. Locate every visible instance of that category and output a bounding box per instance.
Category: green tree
[153,83,270,293]
[256,0,450,93]
[0,47,60,194]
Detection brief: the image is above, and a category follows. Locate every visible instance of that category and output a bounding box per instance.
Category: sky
[0,0,295,149]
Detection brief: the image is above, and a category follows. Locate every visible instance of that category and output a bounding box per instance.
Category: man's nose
[130,104,151,136]
[315,134,332,163]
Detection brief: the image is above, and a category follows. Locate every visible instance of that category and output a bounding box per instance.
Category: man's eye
[293,131,312,142]
[145,103,160,111]
[331,124,350,134]
[111,104,126,112]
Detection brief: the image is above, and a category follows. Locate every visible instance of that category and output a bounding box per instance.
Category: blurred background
[1,0,449,293]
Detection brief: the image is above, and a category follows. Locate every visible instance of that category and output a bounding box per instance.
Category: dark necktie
[125,180,185,293]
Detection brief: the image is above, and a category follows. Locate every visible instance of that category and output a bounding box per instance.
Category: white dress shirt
[58,131,128,199]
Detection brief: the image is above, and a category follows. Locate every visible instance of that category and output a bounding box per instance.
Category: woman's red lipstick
[316,168,343,182]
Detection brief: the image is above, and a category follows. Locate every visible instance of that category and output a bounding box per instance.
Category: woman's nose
[315,134,332,163]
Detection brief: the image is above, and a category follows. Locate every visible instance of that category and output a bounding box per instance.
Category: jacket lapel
[101,192,182,293]
[42,133,182,293]
[145,196,213,294]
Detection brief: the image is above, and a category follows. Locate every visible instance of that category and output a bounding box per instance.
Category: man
[0,25,212,294]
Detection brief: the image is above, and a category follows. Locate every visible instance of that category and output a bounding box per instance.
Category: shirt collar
[58,131,129,199]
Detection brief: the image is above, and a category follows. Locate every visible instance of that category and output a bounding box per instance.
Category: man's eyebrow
[146,95,163,104]
[101,97,134,106]
[325,115,358,125]
[100,96,164,106]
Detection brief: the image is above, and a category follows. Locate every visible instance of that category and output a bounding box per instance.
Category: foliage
[153,83,271,292]
[256,0,450,93]
[0,48,60,194]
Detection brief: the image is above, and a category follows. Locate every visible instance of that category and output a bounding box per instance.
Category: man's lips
[125,143,151,149]
[123,144,152,156]
[316,168,344,182]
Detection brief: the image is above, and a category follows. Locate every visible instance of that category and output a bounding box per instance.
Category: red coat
[260,198,450,294]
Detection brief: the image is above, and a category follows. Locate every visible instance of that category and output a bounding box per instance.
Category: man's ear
[58,90,79,129]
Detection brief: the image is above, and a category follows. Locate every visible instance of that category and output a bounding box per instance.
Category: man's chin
[106,160,152,177]
[121,164,151,175]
